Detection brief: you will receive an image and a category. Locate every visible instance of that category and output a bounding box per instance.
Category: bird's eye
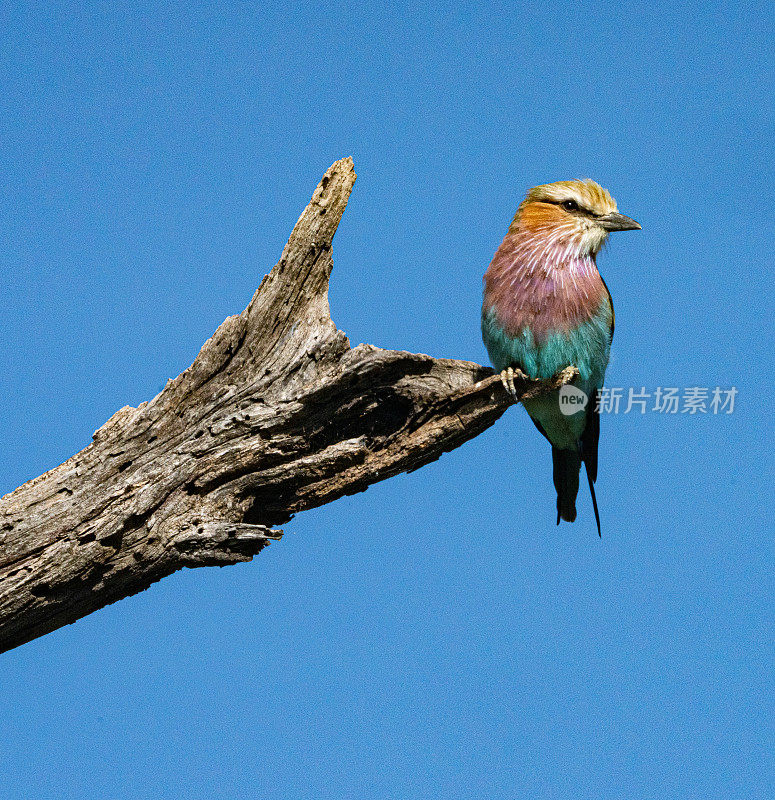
[561,199,579,212]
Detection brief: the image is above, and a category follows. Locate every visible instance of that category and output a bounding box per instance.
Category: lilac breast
[483,232,608,341]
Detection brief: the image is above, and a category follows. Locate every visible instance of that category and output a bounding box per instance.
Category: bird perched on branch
[481,179,640,534]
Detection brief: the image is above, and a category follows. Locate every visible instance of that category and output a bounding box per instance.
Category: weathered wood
[0,158,576,653]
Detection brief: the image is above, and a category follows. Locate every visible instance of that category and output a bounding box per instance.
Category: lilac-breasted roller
[481,179,640,534]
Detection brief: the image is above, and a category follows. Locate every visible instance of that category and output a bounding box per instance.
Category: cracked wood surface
[0,158,576,653]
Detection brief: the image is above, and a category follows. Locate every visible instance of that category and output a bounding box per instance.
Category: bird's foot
[499,367,528,399]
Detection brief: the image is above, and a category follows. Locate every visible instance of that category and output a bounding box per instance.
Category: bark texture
[0,158,576,653]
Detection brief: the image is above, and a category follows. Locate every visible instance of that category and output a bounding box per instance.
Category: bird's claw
[499,367,525,399]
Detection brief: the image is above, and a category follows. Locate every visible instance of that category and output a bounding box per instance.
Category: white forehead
[526,179,618,215]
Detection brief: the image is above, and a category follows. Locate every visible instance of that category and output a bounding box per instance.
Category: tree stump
[0,158,576,653]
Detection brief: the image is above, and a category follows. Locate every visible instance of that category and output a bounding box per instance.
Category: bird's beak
[598,212,641,231]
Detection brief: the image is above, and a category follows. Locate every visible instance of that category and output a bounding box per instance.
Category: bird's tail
[552,445,602,536]
[552,447,580,524]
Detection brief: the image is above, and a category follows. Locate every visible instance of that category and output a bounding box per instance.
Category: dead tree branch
[0,158,576,653]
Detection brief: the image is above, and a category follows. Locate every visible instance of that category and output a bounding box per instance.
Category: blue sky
[0,2,772,798]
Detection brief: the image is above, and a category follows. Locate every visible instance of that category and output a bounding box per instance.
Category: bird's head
[510,178,641,257]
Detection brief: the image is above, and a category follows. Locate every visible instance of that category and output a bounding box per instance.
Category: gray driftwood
[0,158,577,653]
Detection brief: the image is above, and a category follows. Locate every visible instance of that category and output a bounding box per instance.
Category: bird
[481,179,640,535]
